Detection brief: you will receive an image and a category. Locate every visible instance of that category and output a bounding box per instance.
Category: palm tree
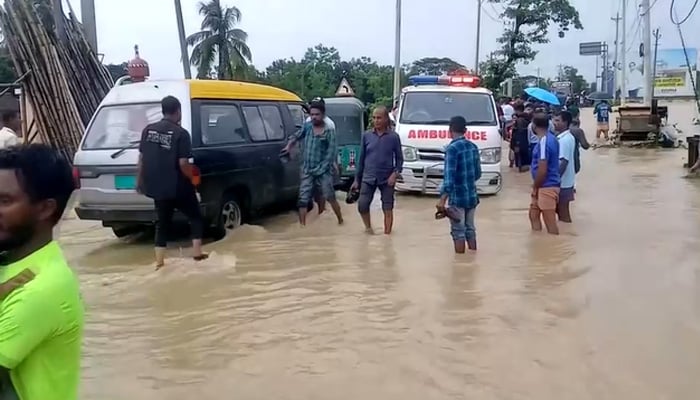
[186,0,252,80]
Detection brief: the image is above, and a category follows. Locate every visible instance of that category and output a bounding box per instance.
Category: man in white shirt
[0,110,20,148]
[553,110,576,223]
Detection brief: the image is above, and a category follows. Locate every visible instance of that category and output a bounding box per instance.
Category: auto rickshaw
[324,96,367,190]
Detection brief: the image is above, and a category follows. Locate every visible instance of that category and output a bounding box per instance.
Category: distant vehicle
[394,73,502,195]
[323,96,366,190]
[73,79,304,239]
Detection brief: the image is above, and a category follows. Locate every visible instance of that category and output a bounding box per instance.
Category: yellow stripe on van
[188,79,301,102]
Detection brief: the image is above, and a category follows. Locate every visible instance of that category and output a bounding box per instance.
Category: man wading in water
[0,144,84,400]
[137,96,208,268]
[529,112,561,235]
[283,100,343,226]
[437,116,482,253]
[352,106,403,234]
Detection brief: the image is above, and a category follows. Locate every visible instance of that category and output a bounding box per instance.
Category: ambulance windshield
[399,92,497,126]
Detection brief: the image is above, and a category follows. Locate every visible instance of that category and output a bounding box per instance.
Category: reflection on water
[59,119,700,399]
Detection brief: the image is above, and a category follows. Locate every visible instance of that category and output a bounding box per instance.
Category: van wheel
[212,194,243,239]
[111,225,144,239]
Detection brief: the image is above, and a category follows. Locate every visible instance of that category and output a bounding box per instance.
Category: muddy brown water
[57,107,700,399]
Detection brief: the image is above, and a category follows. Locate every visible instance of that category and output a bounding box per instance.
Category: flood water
[59,108,700,399]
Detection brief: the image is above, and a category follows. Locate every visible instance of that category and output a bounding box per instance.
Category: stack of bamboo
[0,0,113,161]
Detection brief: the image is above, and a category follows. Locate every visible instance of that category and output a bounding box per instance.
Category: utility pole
[474,0,482,73]
[602,42,608,93]
[621,0,628,104]
[174,0,192,79]
[641,0,653,104]
[611,12,621,96]
[651,29,661,97]
[80,0,97,53]
[392,0,402,100]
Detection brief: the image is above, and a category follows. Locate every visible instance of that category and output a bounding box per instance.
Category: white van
[394,74,503,195]
[73,79,305,238]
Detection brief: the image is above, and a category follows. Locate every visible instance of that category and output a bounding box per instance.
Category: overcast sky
[70,0,699,82]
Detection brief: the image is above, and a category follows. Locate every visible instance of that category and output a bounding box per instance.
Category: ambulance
[394,73,503,195]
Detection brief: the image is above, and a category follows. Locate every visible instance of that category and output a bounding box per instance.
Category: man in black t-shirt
[137,96,208,268]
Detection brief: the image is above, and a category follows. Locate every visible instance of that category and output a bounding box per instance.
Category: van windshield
[82,103,162,150]
[399,92,497,126]
[326,104,363,145]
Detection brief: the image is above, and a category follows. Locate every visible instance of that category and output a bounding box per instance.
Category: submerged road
[58,101,700,399]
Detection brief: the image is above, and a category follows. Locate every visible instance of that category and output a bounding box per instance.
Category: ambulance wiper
[417,119,451,125]
[110,140,141,159]
[464,120,496,126]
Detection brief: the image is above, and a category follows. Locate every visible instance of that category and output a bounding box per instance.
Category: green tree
[479,0,583,92]
[186,0,252,80]
[407,57,466,76]
[556,65,588,93]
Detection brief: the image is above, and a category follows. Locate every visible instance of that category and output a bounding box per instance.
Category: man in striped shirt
[437,116,482,253]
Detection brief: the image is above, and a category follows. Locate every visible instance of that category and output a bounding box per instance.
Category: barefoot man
[352,106,403,234]
[283,100,343,226]
[529,112,561,235]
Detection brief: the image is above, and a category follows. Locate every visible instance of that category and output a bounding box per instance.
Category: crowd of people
[499,96,600,234]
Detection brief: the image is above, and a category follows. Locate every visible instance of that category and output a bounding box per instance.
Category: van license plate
[114,175,136,190]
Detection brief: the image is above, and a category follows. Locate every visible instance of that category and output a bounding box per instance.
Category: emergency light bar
[408,74,481,88]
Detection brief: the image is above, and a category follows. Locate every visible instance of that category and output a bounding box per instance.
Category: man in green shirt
[0,144,83,400]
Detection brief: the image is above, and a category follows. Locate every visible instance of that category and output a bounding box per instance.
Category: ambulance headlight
[402,146,418,162]
[480,147,501,164]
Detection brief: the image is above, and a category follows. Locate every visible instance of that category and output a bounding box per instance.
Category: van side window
[259,105,285,140]
[200,105,248,145]
[242,106,267,142]
[287,104,306,127]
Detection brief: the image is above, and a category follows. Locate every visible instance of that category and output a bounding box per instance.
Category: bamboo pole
[0,0,113,161]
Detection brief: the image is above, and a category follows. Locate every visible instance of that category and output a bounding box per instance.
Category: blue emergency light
[408,74,481,87]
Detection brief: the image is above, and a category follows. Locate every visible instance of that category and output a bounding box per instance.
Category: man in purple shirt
[352,106,404,234]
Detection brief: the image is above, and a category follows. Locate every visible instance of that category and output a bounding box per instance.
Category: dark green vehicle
[324,97,367,190]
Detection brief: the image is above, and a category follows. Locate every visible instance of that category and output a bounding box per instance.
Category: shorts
[298,171,335,208]
[559,187,575,203]
[597,122,609,130]
[358,179,395,213]
[449,207,476,241]
[530,187,560,211]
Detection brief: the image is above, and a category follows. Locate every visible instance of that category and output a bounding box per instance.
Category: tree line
[2,0,588,109]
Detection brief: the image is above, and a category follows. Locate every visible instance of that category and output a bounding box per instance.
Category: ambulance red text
[407,130,488,141]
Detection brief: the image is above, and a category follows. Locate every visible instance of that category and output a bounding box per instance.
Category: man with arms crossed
[352,106,403,235]
[284,101,343,226]
[138,96,208,268]
[437,116,482,253]
[0,144,83,400]
[529,112,561,235]
[553,111,576,223]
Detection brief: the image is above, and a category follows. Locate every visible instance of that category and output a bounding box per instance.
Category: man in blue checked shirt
[283,101,344,226]
[437,116,482,253]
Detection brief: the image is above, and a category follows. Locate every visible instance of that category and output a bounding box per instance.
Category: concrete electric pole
[474,0,482,74]
[621,0,628,104]
[80,0,97,53]
[392,0,402,100]
[641,0,653,104]
[611,12,621,97]
[174,0,192,79]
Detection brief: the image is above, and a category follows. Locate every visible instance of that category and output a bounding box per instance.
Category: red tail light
[191,165,201,187]
[72,167,80,189]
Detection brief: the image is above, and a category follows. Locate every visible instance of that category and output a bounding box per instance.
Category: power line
[639,0,660,16]
[670,0,698,25]
[482,7,500,23]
